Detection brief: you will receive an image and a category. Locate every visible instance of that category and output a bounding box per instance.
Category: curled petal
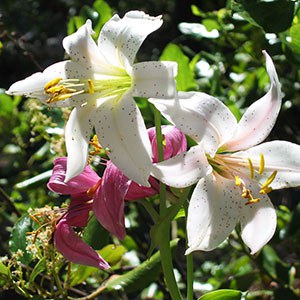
[125,176,159,200]
[65,106,93,182]
[221,51,282,151]
[148,125,187,163]
[98,11,163,71]
[94,93,152,186]
[186,173,240,254]
[151,145,212,188]
[239,178,276,254]
[93,161,131,239]
[48,157,99,194]
[149,92,237,155]
[131,61,177,99]
[235,141,300,189]
[63,19,123,76]
[54,220,110,269]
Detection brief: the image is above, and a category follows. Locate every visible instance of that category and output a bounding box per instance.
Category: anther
[247,158,254,179]
[259,153,265,174]
[44,78,62,91]
[88,79,95,94]
[235,175,242,186]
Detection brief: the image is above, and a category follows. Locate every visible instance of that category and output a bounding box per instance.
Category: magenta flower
[48,125,186,267]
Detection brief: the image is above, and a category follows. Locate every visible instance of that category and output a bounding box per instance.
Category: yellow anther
[259,153,265,174]
[46,93,73,103]
[260,170,277,190]
[89,134,102,155]
[245,198,260,205]
[45,85,64,94]
[260,186,272,194]
[247,157,254,179]
[88,79,95,94]
[235,175,242,186]
[162,135,167,147]
[241,187,260,205]
[44,77,62,91]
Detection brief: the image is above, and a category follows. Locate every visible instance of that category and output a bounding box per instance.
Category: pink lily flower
[150,51,300,254]
[48,125,186,266]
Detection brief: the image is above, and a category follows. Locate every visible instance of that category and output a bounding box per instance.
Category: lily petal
[151,145,212,188]
[125,176,159,200]
[148,125,187,163]
[93,161,131,239]
[54,220,110,269]
[186,173,240,254]
[98,11,163,71]
[64,195,93,227]
[220,51,282,151]
[235,141,300,189]
[65,106,93,182]
[94,93,152,186]
[48,157,99,194]
[149,92,237,155]
[131,61,177,99]
[239,179,276,254]
[63,19,123,76]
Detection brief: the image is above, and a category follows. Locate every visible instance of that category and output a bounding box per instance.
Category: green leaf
[93,0,113,36]
[160,43,196,91]
[290,24,300,55]
[82,214,109,250]
[0,93,14,118]
[29,257,46,283]
[9,214,37,264]
[232,0,295,33]
[198,289,243,300]
[69,264,99,287]
[105,239,179,294]
[0,261,9,277]
[99,244,127,265]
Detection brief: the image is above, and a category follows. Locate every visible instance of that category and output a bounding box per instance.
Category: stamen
[88,79,95,94]
[241,187,260,205]
[259,153,265,174]
[44,78,62,91]
[89,135,103,155]
[259,170,277,194]
[247,158,254,179]
[86,179,102,197]
[235,175,242,186]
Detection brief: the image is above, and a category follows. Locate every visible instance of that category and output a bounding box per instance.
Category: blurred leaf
[191,5,205,17]
[9,214,37,264]
[290,24,300,55]
[0,261,9,277]
[28,257,46,283]
[160,43,196,91]
[82,214,109,250]
[105,239,179,294]
[203,19,221,31]
[99,244,127,265]
[93,0,113,36]
[198,289,243,300]
[0,93,14,118]
[69,264,99,287]
[232,0,295,33]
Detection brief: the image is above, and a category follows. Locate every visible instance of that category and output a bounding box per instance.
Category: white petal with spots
[235,141,300,189]
[151,145,212,188]
[65,105,93,182]
[221,51,282,151]
[131,61,177,99]
[94,92,152,186]
[186,173,240,254]
[239,178,276,254]
[98,11,163,71]
[150,92,237,155]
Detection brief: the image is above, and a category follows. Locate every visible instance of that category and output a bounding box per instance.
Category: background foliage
[1,0,300,299]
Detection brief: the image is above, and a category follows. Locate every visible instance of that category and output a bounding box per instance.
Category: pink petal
[220,51,282,151]
[54,220,110,269]
[64,195,93,227]
[125,176,159,200]
[148,125,187,163]
[93,161,131,239]
[47,157,99,194]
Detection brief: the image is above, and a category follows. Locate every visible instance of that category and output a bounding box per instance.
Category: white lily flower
[150,51,300,254]
[7,11,177,186]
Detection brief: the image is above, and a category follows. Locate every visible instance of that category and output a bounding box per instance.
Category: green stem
[184,202,194,300]
[153,105,182,300]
